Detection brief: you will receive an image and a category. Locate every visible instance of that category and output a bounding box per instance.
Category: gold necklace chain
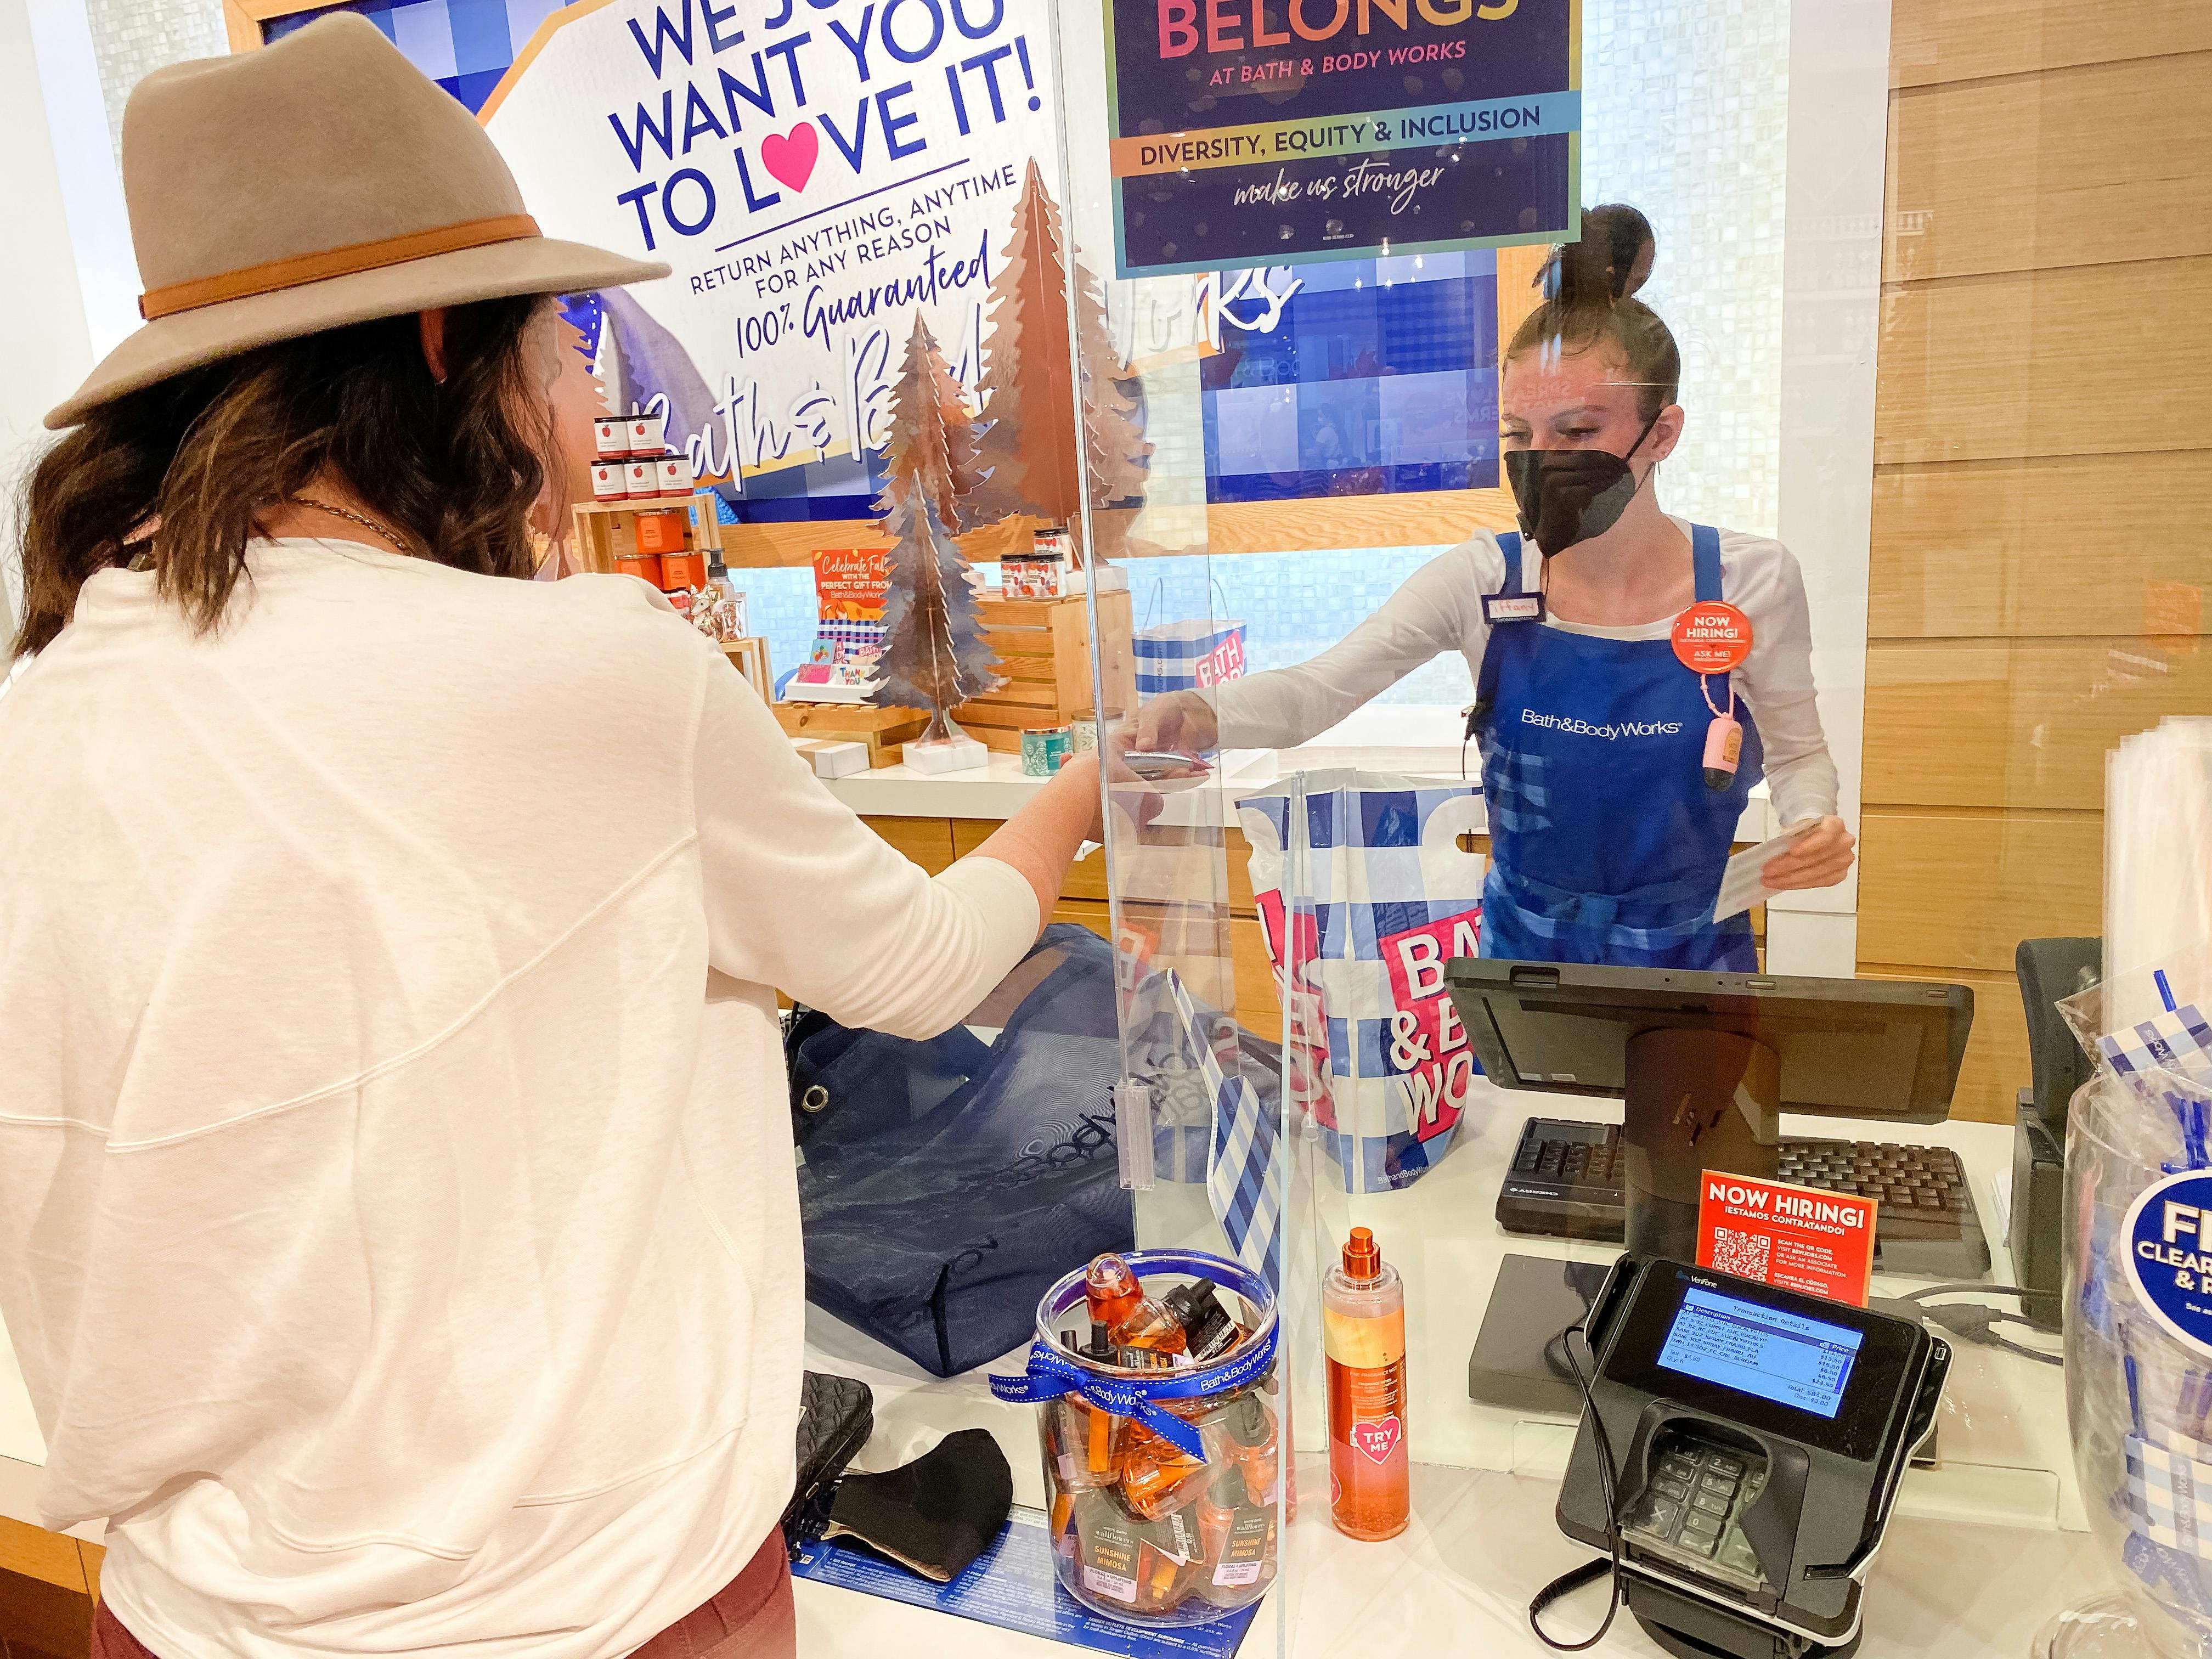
[289,495,407,555]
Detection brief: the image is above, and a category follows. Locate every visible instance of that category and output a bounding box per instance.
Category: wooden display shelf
[953,589,1137,753]
[771,699,928,768]
[570,493,720,574]
[723,638,772,700]
[712,491,1525,567]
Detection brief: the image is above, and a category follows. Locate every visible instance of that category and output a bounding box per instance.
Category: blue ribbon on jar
[988,1248,1279,1464]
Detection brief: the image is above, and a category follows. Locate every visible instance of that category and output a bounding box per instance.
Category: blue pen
[2163,1090,2210,1171]
[2158,969,2179,1013]
[2124,1323,2145,1436]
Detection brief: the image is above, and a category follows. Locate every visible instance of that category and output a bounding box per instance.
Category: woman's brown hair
[14,294,558,656]
[1505,203,1680,420]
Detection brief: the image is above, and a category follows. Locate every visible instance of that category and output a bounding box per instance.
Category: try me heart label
[1350,1415,1402,1464]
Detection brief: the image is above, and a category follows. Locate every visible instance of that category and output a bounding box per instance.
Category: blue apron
[1473,524,1762,971]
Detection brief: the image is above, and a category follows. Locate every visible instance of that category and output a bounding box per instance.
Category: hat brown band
[137,212,543,321]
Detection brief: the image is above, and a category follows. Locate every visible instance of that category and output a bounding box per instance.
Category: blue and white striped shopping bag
[1237,770,1488,1195]
[1180,972,1283,1289]
[1133,617,1247,699]
[1121,967,1284,1289]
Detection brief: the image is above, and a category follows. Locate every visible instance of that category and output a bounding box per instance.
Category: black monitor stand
[1622,1028,1780,1259]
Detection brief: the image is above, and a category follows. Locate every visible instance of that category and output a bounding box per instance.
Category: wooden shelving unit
[952,590,1136,753]
[569,492,721,575]
[771,701,928,768]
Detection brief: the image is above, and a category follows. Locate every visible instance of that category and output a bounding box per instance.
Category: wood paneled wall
[1863,3,2212,1121]
[0,1514,102,1657]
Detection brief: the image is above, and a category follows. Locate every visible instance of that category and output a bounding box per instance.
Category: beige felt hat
[46,13,669,429]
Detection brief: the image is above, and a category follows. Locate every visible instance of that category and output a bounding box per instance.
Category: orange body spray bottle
[1323,1227,1409,1541]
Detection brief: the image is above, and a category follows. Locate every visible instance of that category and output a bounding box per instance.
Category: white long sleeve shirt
[1210,522,1841,827]
[0,540,1039,1659]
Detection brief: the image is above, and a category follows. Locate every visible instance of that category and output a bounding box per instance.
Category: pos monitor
[1444,961,1974,1259]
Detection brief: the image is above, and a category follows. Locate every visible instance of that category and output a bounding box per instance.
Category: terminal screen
[1657,1286,1864,1419]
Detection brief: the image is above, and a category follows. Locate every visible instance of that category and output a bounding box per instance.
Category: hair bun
[1536,202,1656,308]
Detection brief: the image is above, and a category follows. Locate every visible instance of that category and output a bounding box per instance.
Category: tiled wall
[733,547,1470,710]
[83,0,224,154]
[1145,549,1475,708]
[1580,0,1792,541]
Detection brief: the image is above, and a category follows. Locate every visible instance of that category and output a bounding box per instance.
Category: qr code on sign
[1711,1228,1771,1278]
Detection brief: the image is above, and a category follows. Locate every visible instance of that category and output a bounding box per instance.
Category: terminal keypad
[1622,1430,1771,1591]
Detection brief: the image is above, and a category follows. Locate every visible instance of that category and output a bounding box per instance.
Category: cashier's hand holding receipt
[1133,206,1853,972]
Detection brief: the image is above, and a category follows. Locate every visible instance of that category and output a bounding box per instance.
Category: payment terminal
[1542,1255,1949,1658]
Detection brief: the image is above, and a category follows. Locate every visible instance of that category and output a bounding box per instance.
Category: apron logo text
[1520,710,1684,741]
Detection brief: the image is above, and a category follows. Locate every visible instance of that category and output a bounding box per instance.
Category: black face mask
[1504,411,1662,556]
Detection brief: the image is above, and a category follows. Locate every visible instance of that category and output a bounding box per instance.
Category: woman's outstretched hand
[1763,815,1856,891]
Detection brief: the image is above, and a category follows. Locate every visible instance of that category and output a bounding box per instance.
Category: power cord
[1528,1318,1627,1651]
[1874,1282,2062,1368]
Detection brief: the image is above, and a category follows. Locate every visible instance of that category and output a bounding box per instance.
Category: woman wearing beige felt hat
[0,16,1103,1659]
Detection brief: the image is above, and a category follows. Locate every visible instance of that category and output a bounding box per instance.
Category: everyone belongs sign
[1103,0,1580,276]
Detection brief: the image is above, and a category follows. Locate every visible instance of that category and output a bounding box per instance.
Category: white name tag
[1483,593,1545,624]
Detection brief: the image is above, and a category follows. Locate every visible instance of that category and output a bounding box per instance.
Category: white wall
[0,0,137,661]
[1764,0,1892,975]
[1581,0,1894,976]
[0,0,121,1447]
[1582,0,1792,541]
[0,0,88,634]
[31,0,139,360]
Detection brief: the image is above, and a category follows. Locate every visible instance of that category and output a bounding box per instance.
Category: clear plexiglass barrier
[790,0,2197,1649]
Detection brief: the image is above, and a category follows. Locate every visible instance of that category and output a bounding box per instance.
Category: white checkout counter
[784,1070,2079,1657]
[0,725,2075,1655]
[814,709,1779,851]
[0,1082,2089,1657]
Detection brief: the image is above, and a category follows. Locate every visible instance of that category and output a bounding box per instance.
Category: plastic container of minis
[1014,1249,1282,1627]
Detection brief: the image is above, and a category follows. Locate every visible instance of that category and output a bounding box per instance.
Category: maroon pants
[92,1529,796,1659]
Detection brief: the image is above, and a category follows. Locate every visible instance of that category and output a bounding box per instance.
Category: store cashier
[1136,207,1854,971]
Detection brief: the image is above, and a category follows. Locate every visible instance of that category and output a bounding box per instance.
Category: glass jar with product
[996,1248,1283,1626]
[1002,527,1070,600]
[1021,725,1073,776]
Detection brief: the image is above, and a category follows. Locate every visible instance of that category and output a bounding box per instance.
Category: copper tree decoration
[869,313,999,738]
[540,308,612,577]
[965,159,1151,559]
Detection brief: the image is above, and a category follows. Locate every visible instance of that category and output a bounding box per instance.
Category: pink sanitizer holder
[1702,713,1743,790]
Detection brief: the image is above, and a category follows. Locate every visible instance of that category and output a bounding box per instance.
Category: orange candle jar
[659,550,708,590]
[635,510,689,556]
[612,550,663,588]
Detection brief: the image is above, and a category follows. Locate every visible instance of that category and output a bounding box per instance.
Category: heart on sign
[1350,1415,1402,1464]
[760,122,818,192]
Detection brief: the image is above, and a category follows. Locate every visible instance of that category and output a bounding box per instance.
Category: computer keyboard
[1496,1117,1991,1278]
